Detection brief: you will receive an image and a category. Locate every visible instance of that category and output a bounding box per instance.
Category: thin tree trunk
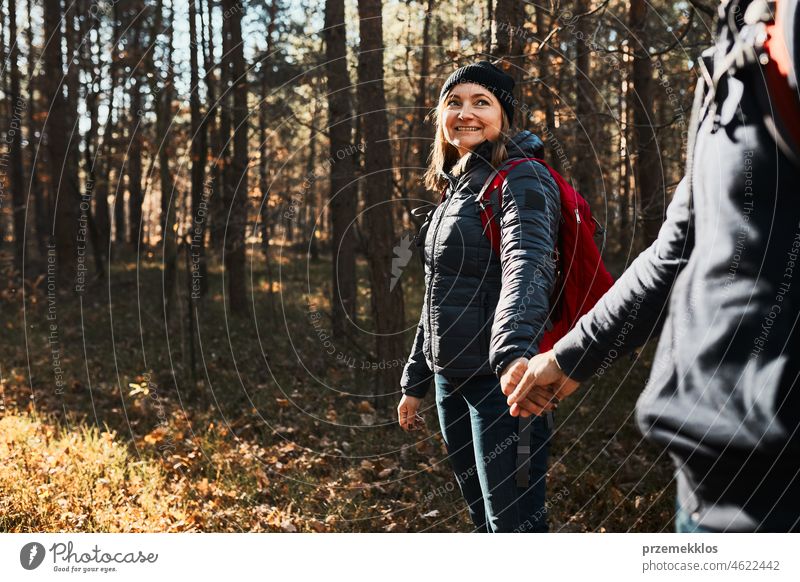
[414,0,433,177]
[303,95,319,261]
[99,1,120,261]
[629,0,663,248]
[79,0,105,280]
[258,1,278,320]
[492,0,525,112]
[128,82,144,248]
[43,0,80,289]
[534,2,562,174]
[8,0,26,274]
[223,0,248,314]
[202,0,223,261]
[325,0,358,338]
[573,0,598,201]
[213,0,233,258]
[484,0,494,54]
[26,0,48,262]
[189,0,209,297]
[357,0,405,396]
[154,0,179,312]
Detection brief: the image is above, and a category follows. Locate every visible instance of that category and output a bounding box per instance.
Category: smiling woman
[397,61,561,533]
[442,85,504,157]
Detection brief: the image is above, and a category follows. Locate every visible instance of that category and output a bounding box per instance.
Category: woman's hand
[397,394,423,431]
[504,350,581,417]
[499,356,529,396]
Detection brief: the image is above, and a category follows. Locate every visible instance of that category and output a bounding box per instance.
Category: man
[503,0,800,532]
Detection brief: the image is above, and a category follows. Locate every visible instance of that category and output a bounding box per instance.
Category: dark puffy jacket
[554,0,800,531]
[401,130,560,398]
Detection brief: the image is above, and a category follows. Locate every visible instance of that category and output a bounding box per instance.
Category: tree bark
[153,0,178,312]
[127,82,144,248]
[572,0,599,201]
[257,0,278,319]
[414,0,433,177]
[629,0,664,248]
[357,0,405,395]
[43,0,80,290]
[79,0,105,280]
[26,0,49,262]
[534,2,562,174]
[97,0,120,262]
[324,0,358,337]
[492,0,525,114]
[126,5,145,250]
[189,0,209,297]
[223,0,248,314]
[8,0,27,274]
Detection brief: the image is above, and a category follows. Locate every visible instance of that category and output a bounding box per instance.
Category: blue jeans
[434,373,550,532]
[675,500,716,533]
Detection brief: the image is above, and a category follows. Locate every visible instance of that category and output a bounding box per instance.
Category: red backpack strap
[475,167,508,256]
[764,1,800,164]
[476,157,562,257]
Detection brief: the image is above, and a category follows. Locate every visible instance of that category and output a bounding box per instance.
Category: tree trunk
[127,83,144,249]
[79,0,105,280]
[534,2,562,174]
[357,0,405,396]
[324,0,358,336]
[8,0,26,274]
[414,0,433,178]
[154,0,178,312]
[189,0,209,297]
[492,0,525,113]
[26,0,49,262]
[98,0,120,263]
[572,0,599,202]
[629,0,663,248]
[484,0,494,55]
[257,1,278,320]
[202,0,224,262]
[223,0,248,314]
[43,0,80,290]
[213,0,233,258]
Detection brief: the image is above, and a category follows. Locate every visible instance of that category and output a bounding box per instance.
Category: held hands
[501,350,581,417]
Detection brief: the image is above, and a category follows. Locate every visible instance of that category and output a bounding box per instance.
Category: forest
[0,0,716,532]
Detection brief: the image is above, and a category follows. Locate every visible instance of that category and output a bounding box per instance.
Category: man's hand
[499,357,529,397]
[504,350,581,417]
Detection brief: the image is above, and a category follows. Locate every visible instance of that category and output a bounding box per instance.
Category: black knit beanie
[438,61,516,125]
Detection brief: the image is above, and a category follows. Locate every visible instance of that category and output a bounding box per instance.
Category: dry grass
[0,249,672,532]
[0,415,187,532]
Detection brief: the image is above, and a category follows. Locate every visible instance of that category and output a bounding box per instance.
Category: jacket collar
[438,130,545,188]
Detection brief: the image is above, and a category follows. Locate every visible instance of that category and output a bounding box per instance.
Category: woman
[398,61,560,533]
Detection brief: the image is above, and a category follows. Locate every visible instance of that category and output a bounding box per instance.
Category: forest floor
[0,246,674,532]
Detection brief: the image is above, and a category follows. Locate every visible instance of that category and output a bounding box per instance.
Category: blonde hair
[422,92,516,193]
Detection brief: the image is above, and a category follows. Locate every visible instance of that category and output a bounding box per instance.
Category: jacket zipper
[426,183,455,365]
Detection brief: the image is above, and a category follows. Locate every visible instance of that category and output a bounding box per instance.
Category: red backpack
[444,157,614,352]
[475,157,615,489]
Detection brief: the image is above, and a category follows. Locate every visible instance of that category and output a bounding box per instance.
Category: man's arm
[553,175,696,381]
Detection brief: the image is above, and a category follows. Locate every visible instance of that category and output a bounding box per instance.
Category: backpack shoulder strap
[475,166,505,256]
[475,158,546,257]
[762,0,800,165]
